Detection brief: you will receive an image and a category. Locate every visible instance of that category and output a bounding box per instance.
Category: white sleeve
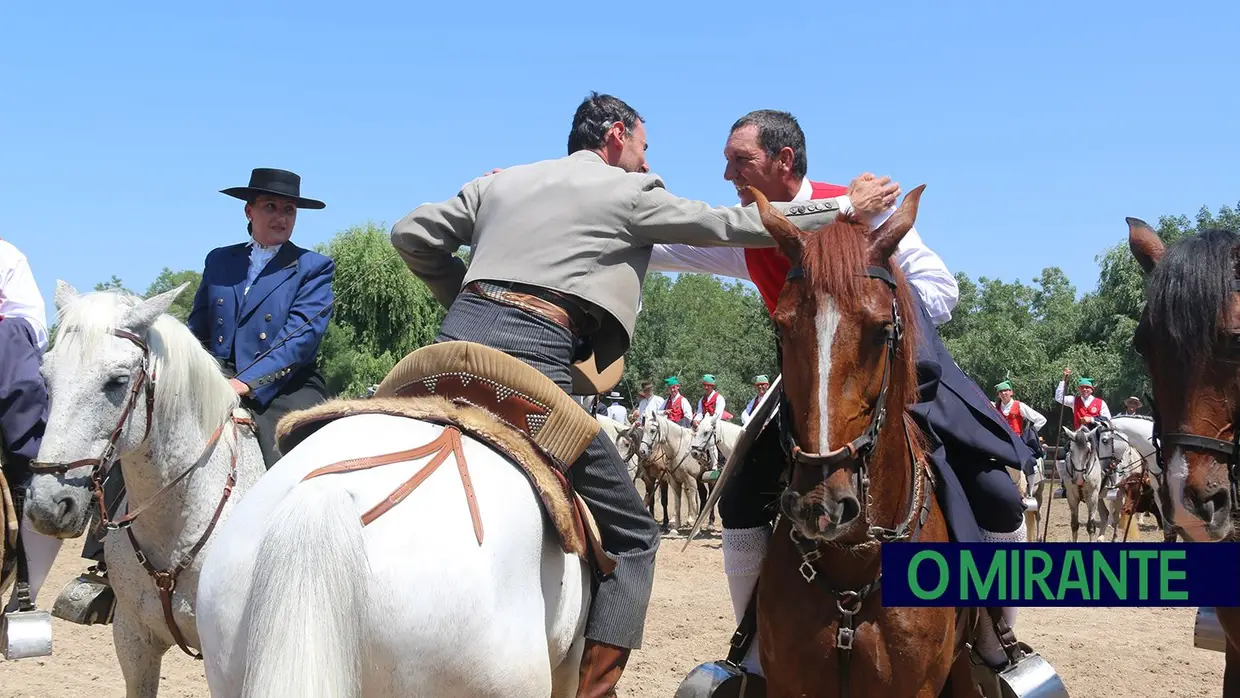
[1055,381,1074,408]
[1022,402,1047,432]
[1100,400,1112,420]
[0,243,48,352]
[694,397,705,419]
[647,245,751,280]
[715,394,726,419]
[890,227,959,327]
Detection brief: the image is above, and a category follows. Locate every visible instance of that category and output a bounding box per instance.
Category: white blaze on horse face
[1165,447,1202,539]
[815,294,842,453]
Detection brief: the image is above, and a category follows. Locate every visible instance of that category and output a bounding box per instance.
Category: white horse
[596,414,637,481]
[1108,415,1175,540]
[1095,425,1144,541]
[195,388,591,696]
[24,282,267,697]
[1059,425,1105,542]
[688,417,742,531]
[638,414,700,532]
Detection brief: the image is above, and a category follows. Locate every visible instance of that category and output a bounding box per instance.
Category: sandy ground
[0,488,1225,697]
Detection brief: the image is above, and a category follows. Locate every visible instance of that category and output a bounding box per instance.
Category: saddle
[274,341,615,575]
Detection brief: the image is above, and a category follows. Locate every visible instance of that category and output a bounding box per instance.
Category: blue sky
[3,2,1237,315]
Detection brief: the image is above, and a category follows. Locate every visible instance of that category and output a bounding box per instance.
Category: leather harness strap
[302,426,484,544]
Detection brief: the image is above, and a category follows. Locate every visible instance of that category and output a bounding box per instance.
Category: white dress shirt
[647,177,960,325]
[637,394,665,420]
[246,241,282,296]
[606,402,628,423]
[1054,382,1111,420]
[0,240,49,352]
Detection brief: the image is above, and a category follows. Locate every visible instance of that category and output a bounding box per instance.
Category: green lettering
[1160,550,1189,601]
[1023,550,1055,601]
[1058,550,1090,601]
[1092,550,1126,600]
[1129,550,1158,600]
[909,550,949,599]
[1010,543,1019,600]
[962,550,1004,602]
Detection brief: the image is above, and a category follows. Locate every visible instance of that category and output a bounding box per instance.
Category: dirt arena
[0,493,1225,697]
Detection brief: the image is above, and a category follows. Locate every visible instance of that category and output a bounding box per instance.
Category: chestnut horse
[1128,217,1240,695]
[750,185,980,697]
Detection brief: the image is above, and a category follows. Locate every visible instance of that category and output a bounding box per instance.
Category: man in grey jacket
[389,92,897,697]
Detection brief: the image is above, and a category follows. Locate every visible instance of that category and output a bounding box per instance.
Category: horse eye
[106,374,130,390]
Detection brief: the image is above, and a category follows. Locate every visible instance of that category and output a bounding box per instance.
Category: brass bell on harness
[970,642,1070,698]
[50,566,115,626]
[1194,606,1227,653]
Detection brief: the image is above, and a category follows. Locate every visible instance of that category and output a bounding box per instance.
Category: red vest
[999,400,1024,435]
[1073,396,1104,429]
[702,391,718,415]
[665,392,686,422]
[744,181,849,315]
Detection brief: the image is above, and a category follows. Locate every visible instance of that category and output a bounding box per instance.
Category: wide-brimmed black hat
[220,168,326,209]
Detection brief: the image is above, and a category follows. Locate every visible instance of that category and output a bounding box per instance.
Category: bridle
[773,263,935,698]
[1062,429,1097,484]
[777,265,931,547]
[28,326,250,659]
[1140,277,1240,532]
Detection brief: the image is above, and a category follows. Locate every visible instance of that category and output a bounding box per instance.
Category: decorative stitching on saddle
[401,371,553,438]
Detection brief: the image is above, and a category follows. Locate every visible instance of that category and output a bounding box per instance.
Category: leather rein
[28,328,250,659]
[775,264,935,698]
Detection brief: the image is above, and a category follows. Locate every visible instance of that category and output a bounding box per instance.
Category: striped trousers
[435,291,660,650]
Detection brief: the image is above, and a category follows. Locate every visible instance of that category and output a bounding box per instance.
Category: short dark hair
[568,92,643,155]
[730,109,807,180]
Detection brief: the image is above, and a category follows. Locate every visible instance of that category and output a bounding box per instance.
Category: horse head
[752,184,927,543]
[1129,217,1240,541]
[1062,425,1098,484]
[26,281,240,538]
[689,417,717,466]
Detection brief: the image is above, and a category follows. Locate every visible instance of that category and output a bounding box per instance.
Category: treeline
[81,200,1239,438]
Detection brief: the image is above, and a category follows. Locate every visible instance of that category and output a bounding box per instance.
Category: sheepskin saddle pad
[275,341,614,575]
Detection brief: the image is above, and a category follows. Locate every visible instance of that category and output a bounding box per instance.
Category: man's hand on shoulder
[847,173,901,217]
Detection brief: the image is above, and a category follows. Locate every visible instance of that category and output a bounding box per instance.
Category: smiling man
[654,109,1044,690]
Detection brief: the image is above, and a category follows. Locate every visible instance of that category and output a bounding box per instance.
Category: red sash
[1073,397,1103,429]
[702,391,718,416]
[665,394,686,422]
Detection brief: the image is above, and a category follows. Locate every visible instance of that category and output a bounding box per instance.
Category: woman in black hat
[57,168,337,625]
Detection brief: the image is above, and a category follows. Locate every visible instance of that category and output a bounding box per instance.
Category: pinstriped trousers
[435,291,660,650]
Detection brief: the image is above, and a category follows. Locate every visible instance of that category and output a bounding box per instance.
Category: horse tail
[241,480,367,698]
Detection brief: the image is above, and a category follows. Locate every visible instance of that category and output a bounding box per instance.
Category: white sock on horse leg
[6,515,64,611]
[722,525,770,675]
[974,522,1025,667]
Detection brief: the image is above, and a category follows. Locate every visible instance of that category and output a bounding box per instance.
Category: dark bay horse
[750,185,982,697]
[1128,217,1240,695]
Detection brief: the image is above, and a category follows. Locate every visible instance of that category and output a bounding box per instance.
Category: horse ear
[1127,217,1165,274]
[1063,425,1075,441]
[54,280,79,311]
[121,282,189,332]
[867,185,926,263]
[749,186,804,260]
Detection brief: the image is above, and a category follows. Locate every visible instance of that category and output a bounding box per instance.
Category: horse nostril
[54,493,76,521]
[1188,485,1230,526]
[838,496,860,525]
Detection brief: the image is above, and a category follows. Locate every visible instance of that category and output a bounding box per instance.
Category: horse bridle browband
[28,327,250,659]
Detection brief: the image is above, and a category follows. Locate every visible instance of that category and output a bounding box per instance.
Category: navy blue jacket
[0,317,48,481]
[187,241,334,408]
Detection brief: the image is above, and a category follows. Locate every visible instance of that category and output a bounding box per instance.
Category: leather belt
[463,281,594,336]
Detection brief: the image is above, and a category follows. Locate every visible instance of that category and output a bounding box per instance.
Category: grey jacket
[390,149,845,367]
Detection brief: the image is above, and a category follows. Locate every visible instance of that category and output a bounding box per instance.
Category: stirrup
[675,661,766,697]
[969,640,1069,698]
[51,565,115,626]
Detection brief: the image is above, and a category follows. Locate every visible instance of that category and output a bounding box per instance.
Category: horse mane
[1144,226,1240,379]
[798,216,922,418]
[53,290,240,445]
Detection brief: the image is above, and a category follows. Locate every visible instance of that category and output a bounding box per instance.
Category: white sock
[5,515,63,612]
[973,522,1025,666]
[722,525,770,675]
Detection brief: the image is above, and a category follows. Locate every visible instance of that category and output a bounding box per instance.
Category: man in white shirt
[0,239,49,352]
[741,375,771,427]
[692,374,726,426]
[631,380,665,423]
[604,391,629,423]
[659,377,694,427]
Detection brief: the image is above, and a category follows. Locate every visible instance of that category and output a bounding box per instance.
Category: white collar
[792,177,813,202]
[249,240,282,254]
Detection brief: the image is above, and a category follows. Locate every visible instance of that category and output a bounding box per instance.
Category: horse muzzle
[778,488,859,541]
[1183,480,1232,541]
[24,477,93,540]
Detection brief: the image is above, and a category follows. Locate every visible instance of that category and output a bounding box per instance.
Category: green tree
[144,268,202,322]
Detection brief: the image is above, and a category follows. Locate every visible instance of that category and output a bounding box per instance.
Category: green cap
[1077,378,1094,387]
[701,374,716,384]
[664,377,679,386]
[994,380,1012,392]
[753,375,769,384]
